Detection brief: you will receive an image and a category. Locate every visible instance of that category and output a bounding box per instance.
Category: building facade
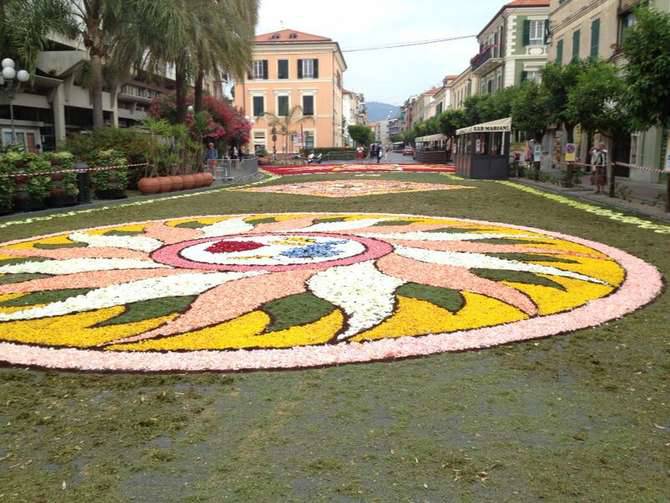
[232,29,347,153]
[450,67,479,110]
[547,0,670,182]
[471,0,550,95]
[0,34,182,151]
[342,89,367,146]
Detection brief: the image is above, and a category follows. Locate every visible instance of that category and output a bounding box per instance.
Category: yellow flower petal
[353,294,528,342]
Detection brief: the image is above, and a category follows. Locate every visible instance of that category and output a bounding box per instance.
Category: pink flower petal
[106,269,314,346]
[144,222,203,244]
[377,253,538,316]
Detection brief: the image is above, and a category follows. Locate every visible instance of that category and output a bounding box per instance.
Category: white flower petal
[356,231,533,242]
[0,271,265,322]
[299,218,384,233]
[69,232,163,253]
[308,261,404,341]
[0,258,167,275]
[200,218,254,237]
[396,246,605,284]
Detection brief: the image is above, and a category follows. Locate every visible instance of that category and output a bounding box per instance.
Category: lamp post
[0,58,31,146]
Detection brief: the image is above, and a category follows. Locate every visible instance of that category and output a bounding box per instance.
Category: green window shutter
[297,60,303,79]
[253,96,264,117]
[262,60,268,80]
[313,59,319,79]
[523,19,530,46]
[590,19,600,58]
[572,30,581,61]
[556,40,564,64]
[278,96,289,116]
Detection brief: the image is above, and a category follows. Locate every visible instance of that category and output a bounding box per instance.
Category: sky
[256,0,504,105]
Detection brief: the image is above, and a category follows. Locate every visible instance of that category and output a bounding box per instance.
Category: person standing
[377,144,383,164]
[592,143,608,194]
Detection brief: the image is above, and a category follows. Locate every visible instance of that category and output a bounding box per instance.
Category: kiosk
[415,133,450,164]
[455,117,511,179]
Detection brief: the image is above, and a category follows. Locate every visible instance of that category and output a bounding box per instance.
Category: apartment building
[233,29,347,153]
[343,89,367,146]
[430,76,458,116]
[547,0,670,182]
[450,67,479,110]
[0,34,185,151]
[471,0,550,95]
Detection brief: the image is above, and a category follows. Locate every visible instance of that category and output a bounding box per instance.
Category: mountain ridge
[366,102,401,122]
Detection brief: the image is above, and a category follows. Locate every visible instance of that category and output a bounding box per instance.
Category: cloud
[257,0,501,104]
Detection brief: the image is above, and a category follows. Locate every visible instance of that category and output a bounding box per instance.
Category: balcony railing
[470,45,500,70]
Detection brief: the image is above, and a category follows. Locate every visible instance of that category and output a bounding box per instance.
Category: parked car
[402,146,415,156]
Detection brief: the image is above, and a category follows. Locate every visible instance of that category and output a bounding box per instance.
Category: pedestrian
[591,143,608,194]
[204,142,218,172]
[376,144,383,164]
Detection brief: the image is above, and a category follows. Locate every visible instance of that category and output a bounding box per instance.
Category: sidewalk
[512,175,670,223]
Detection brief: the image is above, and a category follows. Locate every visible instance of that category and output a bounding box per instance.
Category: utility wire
[342,34,477,53]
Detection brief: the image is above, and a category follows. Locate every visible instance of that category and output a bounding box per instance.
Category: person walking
[376,144,383,164]
[204,142,219,173]
[592,143,608,194]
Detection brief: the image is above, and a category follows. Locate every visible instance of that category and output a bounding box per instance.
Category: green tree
[438,110,466,138]
[623,6,670,130]
[348,124,374,146]
[0,0,75,72]
[511,81,552,142]
[541,61,588,143]
[567,60,630,141]
[623,5,670,210]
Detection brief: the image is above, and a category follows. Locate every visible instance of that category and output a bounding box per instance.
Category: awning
[457,117,512,136]
[415,133,448,143]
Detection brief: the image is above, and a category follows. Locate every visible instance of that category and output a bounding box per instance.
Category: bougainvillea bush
[149,94,251,147]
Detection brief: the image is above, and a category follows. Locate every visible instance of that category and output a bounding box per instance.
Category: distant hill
[367,102,401,122]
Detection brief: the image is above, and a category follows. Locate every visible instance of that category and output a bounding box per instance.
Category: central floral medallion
[0,213,662,373]
[153,233,392,272]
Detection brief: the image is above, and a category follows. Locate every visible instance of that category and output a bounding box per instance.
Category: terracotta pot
[138,177,161,195]
[202,172,214,187]
[182,174,195,190]
[195,173,208,187]
[158,176,173,193]
[170,176,184,191]
[14,174,30,185]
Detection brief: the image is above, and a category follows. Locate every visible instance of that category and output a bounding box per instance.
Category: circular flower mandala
[0,213,662,372]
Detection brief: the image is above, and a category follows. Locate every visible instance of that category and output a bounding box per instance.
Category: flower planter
[202,172,214,187]
[170,176,184,191]
[158,177,173,193]
[138,177,161,195]
[182,174,196,190]
[194,173,207,187]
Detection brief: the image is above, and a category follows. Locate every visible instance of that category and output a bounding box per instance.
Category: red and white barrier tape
[0,163,149,179]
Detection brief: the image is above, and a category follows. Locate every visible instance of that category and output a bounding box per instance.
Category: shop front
[455,117,511,179]
[415,133,450,164]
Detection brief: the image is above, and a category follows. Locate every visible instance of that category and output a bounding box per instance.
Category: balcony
[470,45,503,76]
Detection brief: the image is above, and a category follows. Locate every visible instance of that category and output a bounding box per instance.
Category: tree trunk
[91,53,105,129]
[194,50,205,113]
[175,58,187,124]
[666,176,670,213]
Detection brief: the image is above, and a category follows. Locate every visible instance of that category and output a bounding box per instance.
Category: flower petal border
[0,212,663,373]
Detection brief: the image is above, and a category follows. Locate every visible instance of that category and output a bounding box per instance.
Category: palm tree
[265,106,313,156]
[0,0,75,72]
[192,0,258,113]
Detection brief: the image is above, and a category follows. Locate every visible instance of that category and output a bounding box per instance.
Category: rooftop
[255,29,332,43]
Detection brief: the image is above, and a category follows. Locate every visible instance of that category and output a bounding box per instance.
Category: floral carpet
[0,212,661,372]
[237,180,474,198]
[263,163,456,176]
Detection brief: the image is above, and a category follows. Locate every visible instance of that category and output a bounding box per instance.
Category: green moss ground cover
[0,173,668,502]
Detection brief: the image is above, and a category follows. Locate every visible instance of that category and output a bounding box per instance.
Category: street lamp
[0,57,30,146]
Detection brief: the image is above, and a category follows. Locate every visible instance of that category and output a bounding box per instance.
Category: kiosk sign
[565,143,577,162]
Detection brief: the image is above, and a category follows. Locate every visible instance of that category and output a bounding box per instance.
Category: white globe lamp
[17,69,30,82]
[1,58,15,69]
[2,66,16,81]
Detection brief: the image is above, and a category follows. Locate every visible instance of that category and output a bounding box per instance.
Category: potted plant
[25,153,51,211]
[48,152,79,207]
[0,152,16,215]
[91,149,129,199]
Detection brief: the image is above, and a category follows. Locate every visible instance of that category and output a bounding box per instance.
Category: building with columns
[232,29,347,153]
[0,34,208,152]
